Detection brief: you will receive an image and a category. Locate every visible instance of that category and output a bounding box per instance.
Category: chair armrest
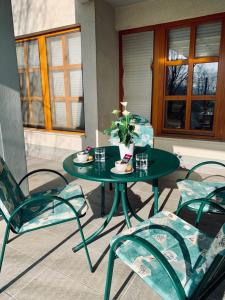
[185,161,225,179]
[206,186,225,200]
[18,169,69,186]
[176,198,225,216]
[8,194,79,225]
[111,229,186,300]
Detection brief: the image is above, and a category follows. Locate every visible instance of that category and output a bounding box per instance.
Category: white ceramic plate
[73,157,94,164]
[110,167,134,175]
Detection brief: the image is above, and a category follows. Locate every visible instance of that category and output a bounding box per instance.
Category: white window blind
[195,22,222,57]
[168,27,190,60]
[123,31,153,120]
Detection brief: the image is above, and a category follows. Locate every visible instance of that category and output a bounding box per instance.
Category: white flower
[112,109,120,115]
[122,109,130,116]
[120,101,128,107]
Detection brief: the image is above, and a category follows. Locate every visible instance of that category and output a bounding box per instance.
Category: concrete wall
[115,0,225,30]
[75,0,118,147]
[0,0,27,189]
[12,0,76,36]
[95,0,119,146]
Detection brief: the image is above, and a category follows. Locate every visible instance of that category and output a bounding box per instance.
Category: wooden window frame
[119,12,225,141]
[16,26,85,134]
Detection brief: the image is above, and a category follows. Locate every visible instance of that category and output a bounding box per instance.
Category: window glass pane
[21,101,29,125]
[52,102,67,128]
[16,43,25,67]
[50,71,65,96]
[19,72,27,97]
[195,22,222,57]
[190,100,215,130]
[31,100,45,127]
[28,40,40,67]
[166,65,188,95]
[47,37,63,66]
[29,72,42,97]
[67,32,81,65]
[69,70,83,96]
[168,27,190,60]
[192,62,218,95]
[71,102,84,129]
[164,101,186,129]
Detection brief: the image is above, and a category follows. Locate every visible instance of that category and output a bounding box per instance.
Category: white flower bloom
[120,101,128,107]
[112,109,120,115]
[122,109,130,116]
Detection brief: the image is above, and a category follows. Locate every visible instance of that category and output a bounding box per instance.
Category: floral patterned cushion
[0,157,25,231]
[19,182,88,233]
[111,211,224,300]
[110,114,154,147]
[177,180,225,213]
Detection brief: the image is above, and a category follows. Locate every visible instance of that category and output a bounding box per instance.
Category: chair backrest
[0,157,25,231]
[110,114,154,147]
[191,223,225,298]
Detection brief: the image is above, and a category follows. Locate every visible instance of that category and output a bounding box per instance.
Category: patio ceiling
[105,0,146,7]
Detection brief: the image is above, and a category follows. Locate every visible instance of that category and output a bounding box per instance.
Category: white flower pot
[119,143,134,159]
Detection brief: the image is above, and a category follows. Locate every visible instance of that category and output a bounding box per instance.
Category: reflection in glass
[164,101,186,129]
[31,101,45,126]
[167,65,188,95]
[195,22,222,57]
[52,101,67,128]
[190,101,215,130]
[192,63,218,95]
[29,72,42,97]
[19,73,27,97]
[28,40,40,67]
[47,37,63,66]
[168,27,190,60]
[21,101,29,125]
[16,43,25,67]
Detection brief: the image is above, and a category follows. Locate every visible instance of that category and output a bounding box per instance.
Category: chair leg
[0,225,10,272]
[195,203,204,228]
[176,197,183,215]
[104,248,116,300]
[101,182,105,217]
[75,217,93,273]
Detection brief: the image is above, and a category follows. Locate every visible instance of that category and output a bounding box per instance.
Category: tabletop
[63,146,180,183]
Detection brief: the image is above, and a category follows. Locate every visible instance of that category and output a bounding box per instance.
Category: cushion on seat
[177,180,225,213]
[19,182,88,233]
[112,211,223,300]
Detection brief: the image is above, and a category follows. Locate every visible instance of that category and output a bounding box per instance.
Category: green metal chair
[104,200,225,300]
[0,157,93,272]
[177,161,225,226]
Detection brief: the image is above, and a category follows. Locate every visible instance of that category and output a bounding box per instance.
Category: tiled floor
[0,156,224,299]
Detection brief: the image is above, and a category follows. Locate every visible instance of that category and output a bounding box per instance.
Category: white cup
[115,160,128,172]
[77,151,88,162]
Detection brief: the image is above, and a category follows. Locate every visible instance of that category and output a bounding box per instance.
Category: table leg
[101,182,105,217]
[73,183,120,252]
[152,178,159,215]
[125,183,144,222]
[120,183,131,228]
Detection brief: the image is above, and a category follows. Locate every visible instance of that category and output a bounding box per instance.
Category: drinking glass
[135,153,148,170]
[95,147,105,162]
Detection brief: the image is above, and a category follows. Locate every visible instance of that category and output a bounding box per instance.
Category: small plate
[110,167,134,175]
[73,157,94,164]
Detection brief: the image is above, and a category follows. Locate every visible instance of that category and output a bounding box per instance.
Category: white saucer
[73,157,94,164]
[110,167,134,175]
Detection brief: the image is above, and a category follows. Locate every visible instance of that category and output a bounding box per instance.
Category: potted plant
[104,102,139,158]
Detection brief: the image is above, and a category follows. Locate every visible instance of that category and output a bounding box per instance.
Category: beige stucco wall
[12,0,76,36]
[115,0,225,30]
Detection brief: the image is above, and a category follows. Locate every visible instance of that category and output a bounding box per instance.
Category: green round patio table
[63,146,179,252]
